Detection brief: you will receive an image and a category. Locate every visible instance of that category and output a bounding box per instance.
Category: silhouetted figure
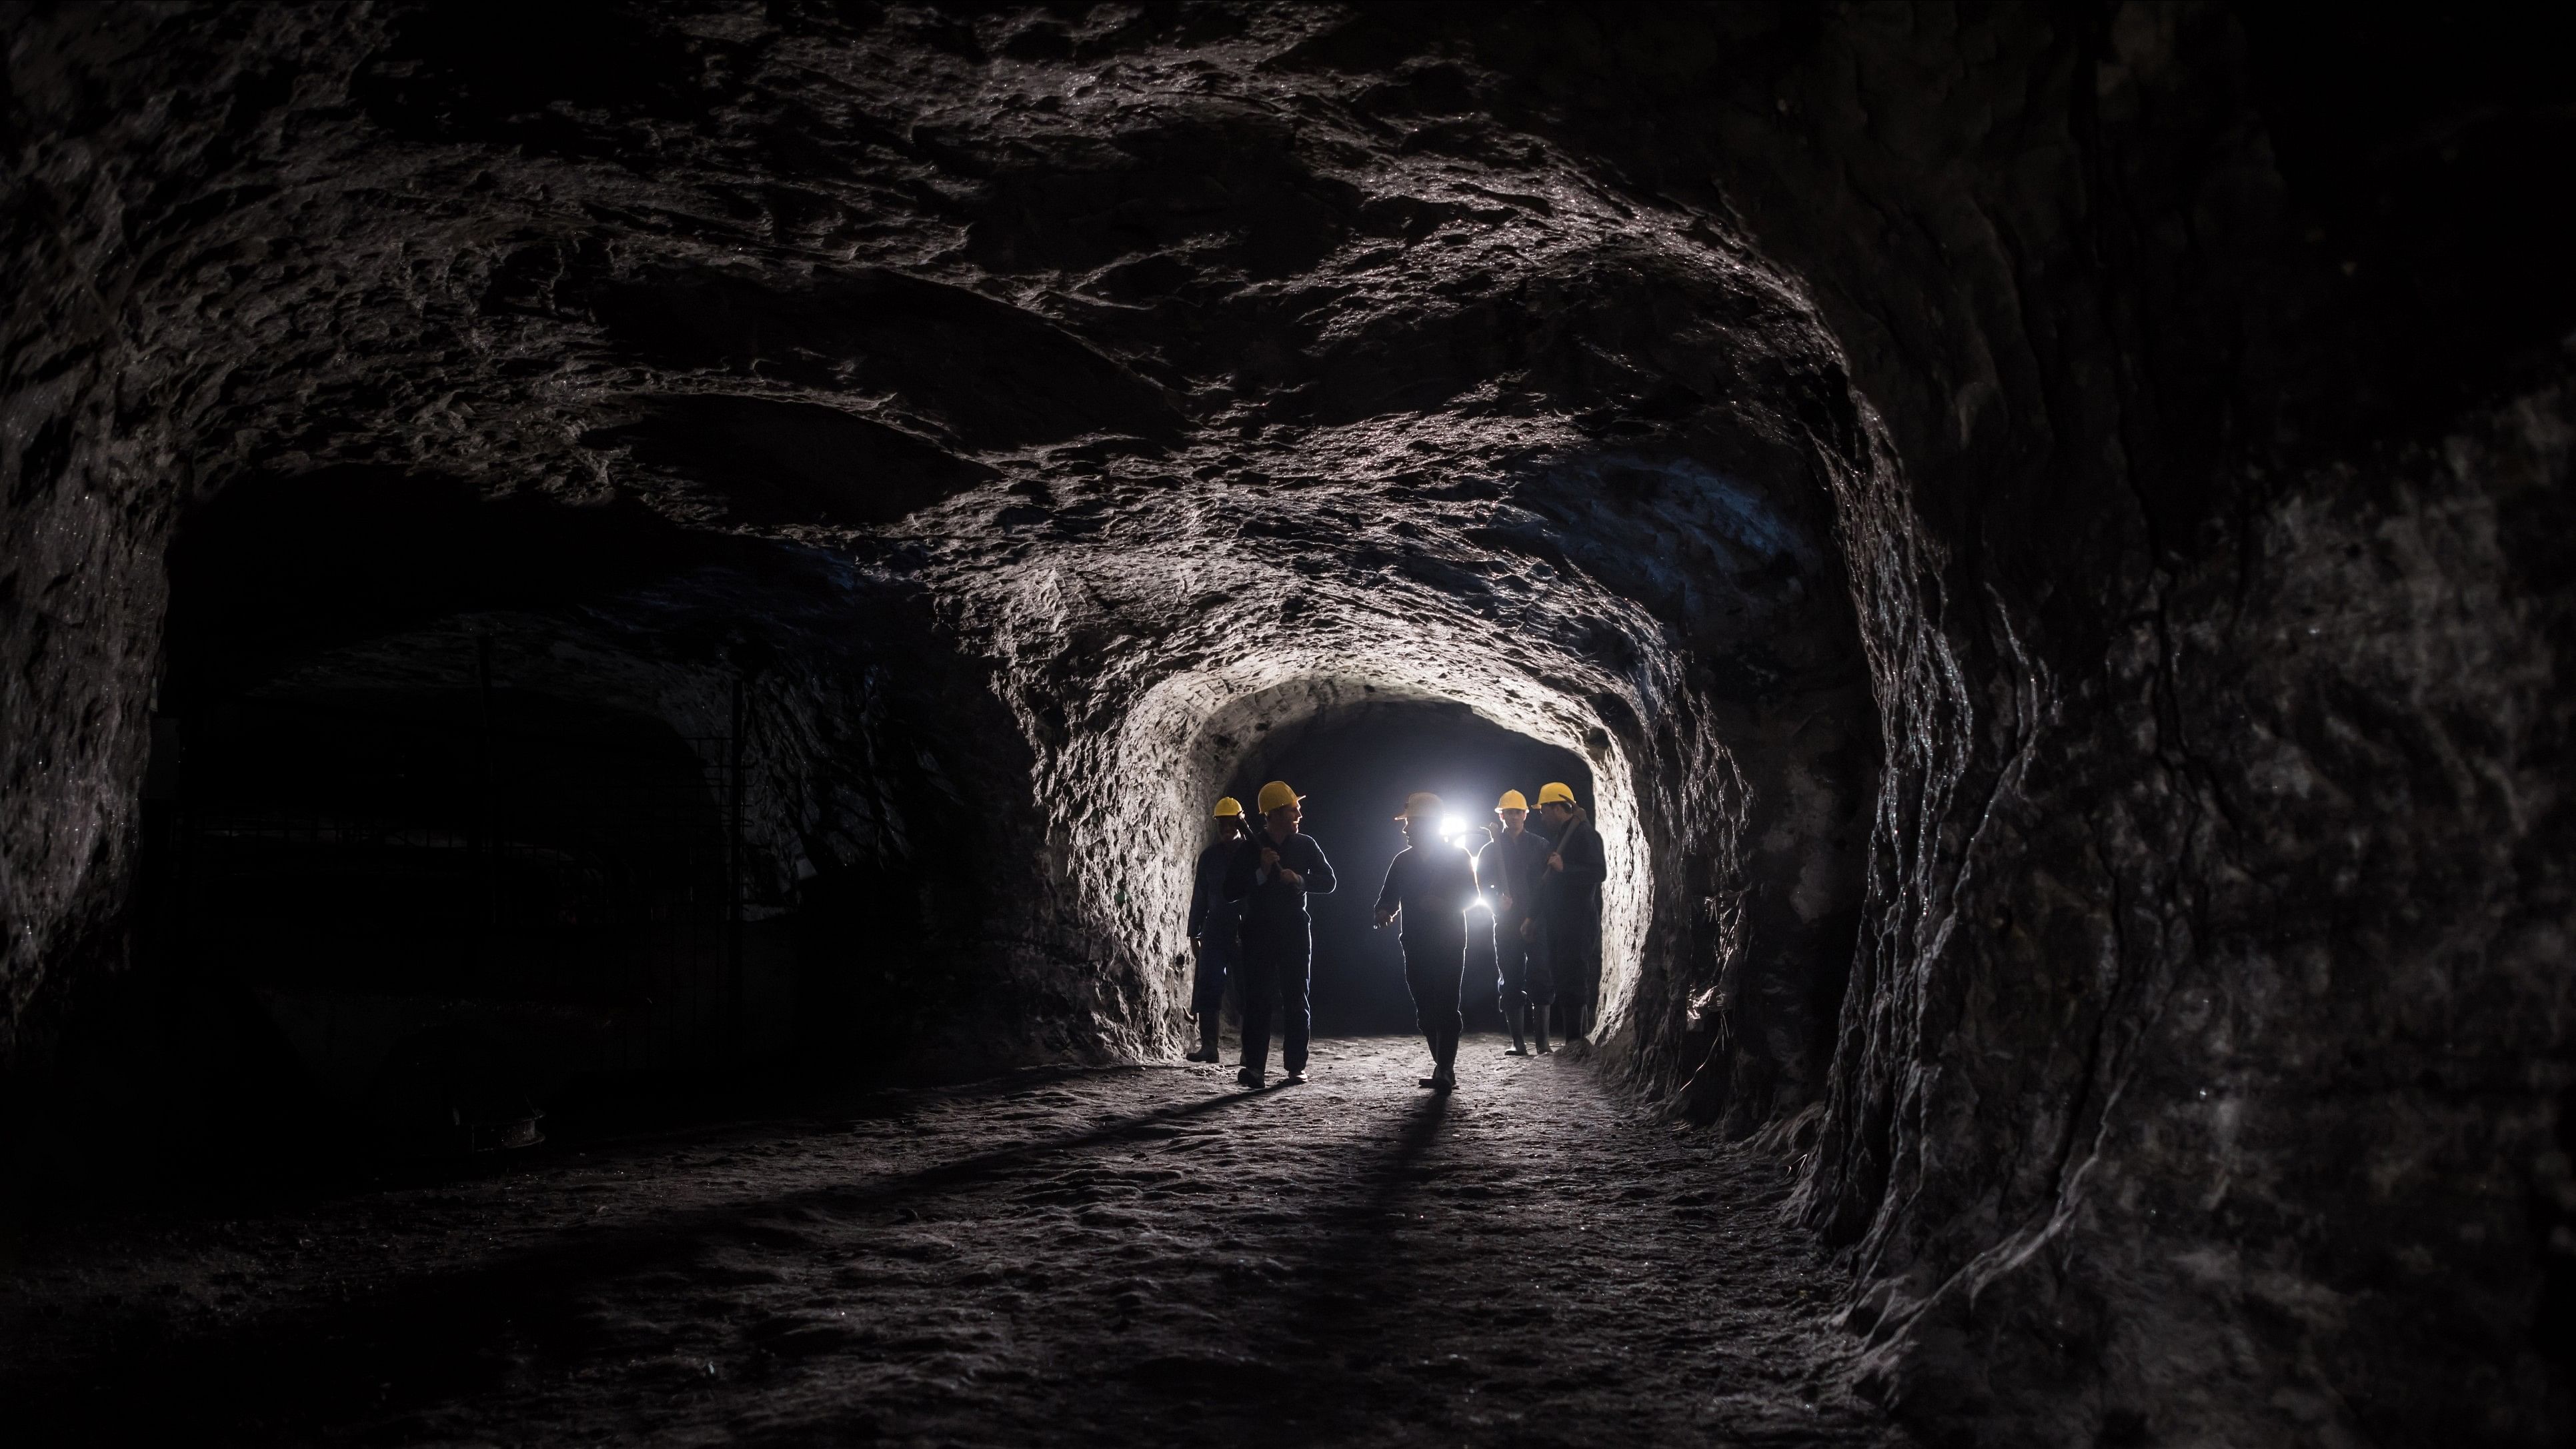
[1524,781,1605,1040]
[1477,789,1557,1054]
[1222,779,1335,1089]
[1184,796,1251,1063]
[1375,792,1481,1092]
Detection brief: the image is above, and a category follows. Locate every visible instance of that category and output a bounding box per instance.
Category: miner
[1374,792,1481,1092]
[1183,796,1250,1063]
[1478,788,1558,1055]
[1524,781,1606,1041]
[1222,780,1336,1089]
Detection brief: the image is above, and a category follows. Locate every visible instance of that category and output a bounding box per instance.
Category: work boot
[1433,1063,1457,1092]
[1417,1074,1440,1089]
[1534,1005,1552,1055]
[1506,1003,1529,1056]
[1236,1066,1266,1090]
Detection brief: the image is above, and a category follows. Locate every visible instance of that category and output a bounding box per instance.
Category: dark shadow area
[1226,697,1588,1035]
[351,0,717,156]
[160,466,733,716]
[583,393,999,527]
[5,1078,1282,1444]
[7,465,1014,1218]
[173,681,740,1155]
[587,267,1186,447]
[2239,6,2576,441]
[186,686,729,1004]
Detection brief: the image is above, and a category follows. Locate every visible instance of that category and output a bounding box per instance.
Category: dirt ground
[3,1035,1908,1446]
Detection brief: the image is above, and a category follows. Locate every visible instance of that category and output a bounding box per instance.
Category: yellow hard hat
[1256,780,1302,814]
[1212,796,1243,818]
[1536,782,1577,807]
[1394,791,1442,822]
[1496,790,1529,812]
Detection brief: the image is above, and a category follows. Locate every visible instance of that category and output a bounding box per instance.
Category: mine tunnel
[2,5,2571,1446]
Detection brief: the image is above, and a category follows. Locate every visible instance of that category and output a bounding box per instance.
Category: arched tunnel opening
[5,7,2573,1447]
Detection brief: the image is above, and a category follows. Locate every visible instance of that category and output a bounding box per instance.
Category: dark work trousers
[1184,932,1236,1019]
[1237,935,1312,1076]
[1405,930,1468,1070]
[1536,921,1596,1034]
[1192,934,1238,1052]
[1495,911,1550,1008]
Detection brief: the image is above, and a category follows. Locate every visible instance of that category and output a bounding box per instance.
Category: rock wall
[1282,7,2571,1439]
[1506,6,2572,1442]
[1826,381,2575,1445]
[2,0,1876,1102]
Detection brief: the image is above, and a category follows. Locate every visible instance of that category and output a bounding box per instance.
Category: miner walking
[1223,780,1336,1089]
[1478,788,1557,1055]
[1375,792,1481,1092]
[1184,796,1250,1063]
[1524,781,1606,1041]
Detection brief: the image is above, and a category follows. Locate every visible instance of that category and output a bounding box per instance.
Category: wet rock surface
[1,1036,1904,1446]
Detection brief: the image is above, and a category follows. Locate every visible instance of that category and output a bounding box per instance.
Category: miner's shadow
[1286,1087,1454,1330]
[1094,1085,1459,1446]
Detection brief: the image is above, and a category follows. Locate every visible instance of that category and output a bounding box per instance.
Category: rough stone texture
[1,1037,1906,1446]
[2,4,2569,1445]
[1811,385,2576,1445]
[2,0,1874,1111]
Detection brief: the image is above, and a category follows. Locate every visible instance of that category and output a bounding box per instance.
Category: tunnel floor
[4,1038,1907,1446]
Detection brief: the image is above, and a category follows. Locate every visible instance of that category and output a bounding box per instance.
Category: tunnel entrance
[151,668,755,1152]
[1222,697,1590,1037]
[129,468,816,1154]
[183,682,741,1028]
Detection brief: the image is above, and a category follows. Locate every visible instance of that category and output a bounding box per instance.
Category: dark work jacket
[1530,814,1605,931]
[1476,826,1554,926]
[1375,840,1479,949]
[1187,838,1246,954]
[1223,829,1336,946]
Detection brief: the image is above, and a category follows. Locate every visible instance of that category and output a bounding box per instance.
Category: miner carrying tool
[1478,788,1558,1056]
[1222,780,1336,1090]
[1523,781,1606,1041]
[1183,796,1250,1064]
[1374,792,1481,1092]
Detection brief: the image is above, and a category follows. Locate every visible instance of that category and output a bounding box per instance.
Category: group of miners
[1183,778,1605,1092]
